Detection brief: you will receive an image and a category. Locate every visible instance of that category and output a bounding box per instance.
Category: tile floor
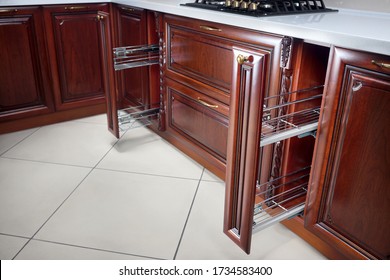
[0,115,326,260]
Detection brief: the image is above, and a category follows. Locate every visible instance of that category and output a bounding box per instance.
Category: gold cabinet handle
[237,54,253,65]
[65,6,89,10]
[372,60,390,69]
[0,9,18,13]
[200,25,222,32]
[96,15,104,21]
[197,98,218,108]
[121,7,135,12]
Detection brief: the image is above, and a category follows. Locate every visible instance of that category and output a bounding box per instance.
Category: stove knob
[240,1,250,9]
[225,0,232,7]
[232,0,242,8]
[248,2,258,11]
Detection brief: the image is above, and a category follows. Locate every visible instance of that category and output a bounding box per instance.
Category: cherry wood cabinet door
[114,5,149,107]
[224,42,283,253]
[43,4,110,111]
[0,7,54,121]
[305,47,390,259]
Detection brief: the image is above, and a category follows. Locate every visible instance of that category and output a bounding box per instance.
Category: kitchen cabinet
[106,5,160,138]
[224,39,331,254]
[305,47,390,259]
[0,7,54,122]
[43,3,110,111]
[162,15,284,178]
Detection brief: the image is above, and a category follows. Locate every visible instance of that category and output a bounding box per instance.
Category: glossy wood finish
[106,5,159,138]
[166,78,229,162]
[0,7,54,122]
[114,6,149,107]
[305,47,390,259]
[43,4,108,111]
[224,41,283,253]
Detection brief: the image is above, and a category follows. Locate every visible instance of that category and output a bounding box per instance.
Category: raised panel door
[0,7,53,121]
[305,47,390,259]
[44,4,109,111]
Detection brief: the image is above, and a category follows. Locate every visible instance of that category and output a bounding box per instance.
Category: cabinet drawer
[166,24,232,103]
[166,78,229,162]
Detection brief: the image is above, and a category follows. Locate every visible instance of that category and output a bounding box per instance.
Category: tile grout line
[0,127,42,157]
[11,137,121,260]
[172,168,205,260]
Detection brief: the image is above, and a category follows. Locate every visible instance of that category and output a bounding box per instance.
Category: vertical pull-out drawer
[224,40,325,254]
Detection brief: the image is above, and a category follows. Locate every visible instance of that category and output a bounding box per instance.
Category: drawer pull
[0,9,18,13]
[372,60,390,69]
[197,98,218,108]
[64,6,89,10]
[121,7,135,12]
[237,54,253,65]
[200,25,222,32]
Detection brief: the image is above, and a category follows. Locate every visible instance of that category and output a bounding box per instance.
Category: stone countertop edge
[1,0,390,56]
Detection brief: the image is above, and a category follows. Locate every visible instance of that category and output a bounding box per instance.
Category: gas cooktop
[181,1,338,17]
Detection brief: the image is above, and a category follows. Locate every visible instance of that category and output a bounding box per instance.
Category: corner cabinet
[305,47,390,259]
[43,4,110,111]
[0,7,54,121]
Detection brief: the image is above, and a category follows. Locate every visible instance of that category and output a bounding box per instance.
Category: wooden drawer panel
[166,78,229,162]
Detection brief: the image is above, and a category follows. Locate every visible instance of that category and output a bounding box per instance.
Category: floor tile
[97,127,204,179]
[15,240,153,260]
[0,158,91,237]
[35,169,199,259]
[202,169,224,182]
[0,128,39,155]
[3,121,117,167]
[175,180,326,259]
[0,234,29,260]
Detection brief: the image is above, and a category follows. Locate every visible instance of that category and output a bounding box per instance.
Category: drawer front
[165,20,234,105]
[166,79,229,162]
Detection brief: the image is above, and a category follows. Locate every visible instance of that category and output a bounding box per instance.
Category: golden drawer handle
[372,60,390,69]
[0,9,18,13]
[197,98,219,108]
[121,7,135,12]
[200,25,222,32]
[237,54,253,65]
[65,6,89,10]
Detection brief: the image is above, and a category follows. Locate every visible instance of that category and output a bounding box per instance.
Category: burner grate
[182,1,337,17]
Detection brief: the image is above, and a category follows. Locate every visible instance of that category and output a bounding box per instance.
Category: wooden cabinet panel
[166,78,229,162]
[167,26,233,97]
[0,7,53,121]
[44,4,109,111]
[114,6,149,107]
[305,47,390,259]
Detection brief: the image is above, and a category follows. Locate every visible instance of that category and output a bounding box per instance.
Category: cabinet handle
[0,9,18,13]
[237,54,253,65]
[96,15,104,21]
[64,6,89,10]
[372,60,390,69]
[121,7,135,12]
[200,25,222,32]
[197,98,219,108]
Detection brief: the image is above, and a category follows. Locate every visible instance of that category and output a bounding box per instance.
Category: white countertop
[2,0,390,56]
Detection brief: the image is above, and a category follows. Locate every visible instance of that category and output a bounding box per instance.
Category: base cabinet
[0,7,54,121]
[305,47,390,259]
[43,3,110,111]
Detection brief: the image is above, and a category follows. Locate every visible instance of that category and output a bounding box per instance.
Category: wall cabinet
[0,7,54,121]
[43,3,110,111]
[305,47,390,259]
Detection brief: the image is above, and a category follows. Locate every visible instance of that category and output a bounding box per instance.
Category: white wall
[325,0,390,13]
